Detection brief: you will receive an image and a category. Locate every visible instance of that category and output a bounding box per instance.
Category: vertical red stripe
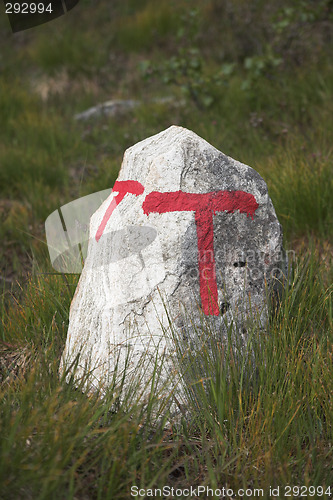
[195,209,219,315]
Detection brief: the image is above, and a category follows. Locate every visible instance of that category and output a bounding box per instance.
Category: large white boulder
[60,126,287,410]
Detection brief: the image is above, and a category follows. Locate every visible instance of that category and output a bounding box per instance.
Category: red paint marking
[95,180,144,241]
[142,190,258,316]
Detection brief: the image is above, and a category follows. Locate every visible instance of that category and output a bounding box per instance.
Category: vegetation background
[0,0,332,498]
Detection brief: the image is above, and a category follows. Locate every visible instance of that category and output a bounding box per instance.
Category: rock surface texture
[61,126,287,410]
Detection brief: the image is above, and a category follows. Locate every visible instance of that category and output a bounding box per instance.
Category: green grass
[1,0,333,497]
[0,252,332,499]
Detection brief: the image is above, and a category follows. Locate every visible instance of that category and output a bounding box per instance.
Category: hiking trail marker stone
[60,125,287,411]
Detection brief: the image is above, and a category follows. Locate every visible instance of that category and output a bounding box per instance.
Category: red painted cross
[142,190,259,316]
[95,180,144,242]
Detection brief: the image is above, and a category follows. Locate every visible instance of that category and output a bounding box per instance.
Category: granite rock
[60,125,287,411]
